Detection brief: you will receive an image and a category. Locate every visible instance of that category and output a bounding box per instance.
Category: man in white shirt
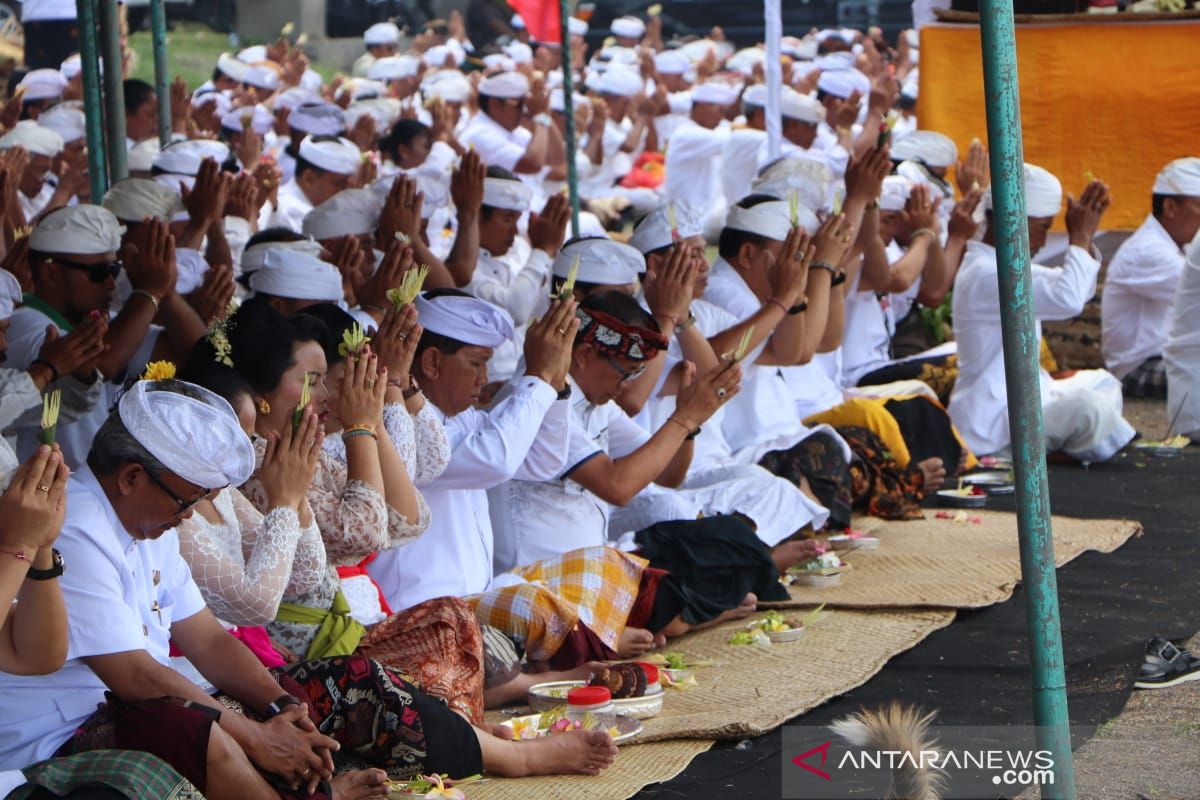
[1164,232,1200,439]
[0,121,79,222]
[1101,157,1200,398]
[664,81,740,239]
[463,168,569,325]
[950,164,1135,462]
[268,136,363,233]
[353,22,402,78]
[650,50,693,148]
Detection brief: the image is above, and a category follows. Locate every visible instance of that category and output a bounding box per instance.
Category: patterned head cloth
[576,307,668,362]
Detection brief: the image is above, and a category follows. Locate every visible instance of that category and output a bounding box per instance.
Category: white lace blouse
[176,488,326,628]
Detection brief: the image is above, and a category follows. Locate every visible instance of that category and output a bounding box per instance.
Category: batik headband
[577,307,668,361]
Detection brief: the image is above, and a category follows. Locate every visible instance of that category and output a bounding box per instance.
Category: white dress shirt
[1165,239,1200,437]
[721,127,767,206]
[663,119,731,228]
[0,467,207,769]
[949,239,1103,455]
[267,179,314,233]
[1101,214,1186,379]
[367,377,568,610]
[464,246,554,326]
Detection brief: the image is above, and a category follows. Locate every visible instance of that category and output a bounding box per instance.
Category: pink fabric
[229,625,286,668]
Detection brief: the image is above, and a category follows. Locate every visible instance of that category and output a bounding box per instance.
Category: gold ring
[36,484,50,492]
[366,380,376,389]
[397,333,407,342]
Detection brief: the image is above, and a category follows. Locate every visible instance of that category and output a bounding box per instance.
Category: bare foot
[691,592,758,632]
[616,627,654,658]
[771,538,824,573]
[917,457,946,492]
[507,729,618,777]
[331,768,389,799]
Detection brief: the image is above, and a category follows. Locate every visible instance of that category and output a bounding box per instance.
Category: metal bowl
[962,471,1015,495]
[528,680,665,720]
[827,534,880,551]
[790,571,843,587]
[766,626,806,643]
[936,488,988,508]
[496,712,643,744]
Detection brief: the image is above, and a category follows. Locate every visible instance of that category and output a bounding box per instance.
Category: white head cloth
[727,47,766,77]
[1153,157,1200,197]
[0,268,23,319]
[242,64,280,92]
[742,84,767,108]
[102,178,185,222]
[597,66,643,98]
[424,71,471,103]
[298,136,362,175]
[482,54,516,73]
[31,205,125,255]
[725,199,805,240]
[552,237,644,283]
[249,248,344,301]
[504,42,534,65]
[568,17,589,37]
[240,238,324,275]
[550,90,589,113]
[0,121,64,157]
[368,55,421,81]
[302,187,380,240]
[691,81,739,106]
[127,137,162,173]
[890,130,957,168]
[478,71,529,100]
[344,98,401,132]
[216,52,249,82]
[752,156,833,215]
[781,88,825,124]
[482,177,533,211]
[119,380,255,488]
[364,22,401,46]
[18,69,68,102]
[510,13,525,29]
[414,292,515,347]
[654,50,690,76]
[629,202,704,254]
[288,103,346,136]
[300,69,324,94]
[816,68,870,99]
[275,86,322,112]
[237,45,267,63]
[221,104,274,135]
[36,104,86,143]
[879,175,913,212]
[152,139,230,175]
[782,36,817,61]
[611,16,646,39]
[59,54,84,81]
[983,163,1063,218]
[190,89,233,117]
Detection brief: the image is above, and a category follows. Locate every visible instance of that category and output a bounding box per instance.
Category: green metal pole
[76,0,108,200]
[98,0,128,182]
[977,3,1077,798]
[558,0,580,238]
[149,0,171,146]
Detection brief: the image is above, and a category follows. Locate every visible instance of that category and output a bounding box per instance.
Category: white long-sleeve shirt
[1101,213,1186,378]
[664,119,730,221]
[464,247,553,326]
[1165,236,1200,436]
[367,376,568,610]
[949,239,1101,455]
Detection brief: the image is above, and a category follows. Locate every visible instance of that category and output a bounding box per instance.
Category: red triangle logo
[791,741,833,780]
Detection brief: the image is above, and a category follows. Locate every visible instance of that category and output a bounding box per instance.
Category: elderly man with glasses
[4,206,206,468]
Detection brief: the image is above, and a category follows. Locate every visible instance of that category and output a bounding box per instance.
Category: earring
[257,398,271,415]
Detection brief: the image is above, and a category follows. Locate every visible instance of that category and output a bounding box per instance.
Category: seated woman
[193,299,487,723]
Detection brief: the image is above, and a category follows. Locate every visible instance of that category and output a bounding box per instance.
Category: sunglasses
[51,257,123,284]
[143,467,210,514]
[603,354,646,384]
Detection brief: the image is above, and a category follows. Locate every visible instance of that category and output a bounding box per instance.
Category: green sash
[22,294,75,333]
[275,591,365,660]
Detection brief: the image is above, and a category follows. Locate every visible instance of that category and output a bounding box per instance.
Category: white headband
[482,177,532,212]
[724,200,794,241]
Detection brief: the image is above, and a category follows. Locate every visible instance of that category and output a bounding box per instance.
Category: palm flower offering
[832,189,844,216]
[337,323,371,359]
[788,191,800,229]
[385,773,481,798]
[140,361,176,381]
[666,201,680,243]
[876,111,899,149]
[554,253,581,301]
[722,325,755,364]
[292,373,312,433]
[386,264,431,309]
[280,21,295,36]
[39,389,61,446]
[12,225,32,242]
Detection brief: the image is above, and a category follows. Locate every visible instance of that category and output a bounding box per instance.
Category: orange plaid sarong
[469,547,647,662]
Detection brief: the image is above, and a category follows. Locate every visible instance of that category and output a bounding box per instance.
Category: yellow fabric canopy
[919,20,1200,231]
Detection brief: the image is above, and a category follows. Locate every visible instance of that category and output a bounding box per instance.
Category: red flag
[508,0,561,45]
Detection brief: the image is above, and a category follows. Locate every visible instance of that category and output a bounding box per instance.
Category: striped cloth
[12,749,202,800]
[469,547,647,662]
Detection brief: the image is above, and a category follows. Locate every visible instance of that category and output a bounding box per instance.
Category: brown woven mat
[763,511,1140,610]
[465,739,713,800]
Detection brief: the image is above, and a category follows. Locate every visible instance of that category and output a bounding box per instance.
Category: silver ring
[397,333,407,342]
[716,388,727,399]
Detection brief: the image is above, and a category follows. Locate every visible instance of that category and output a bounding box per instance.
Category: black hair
[579,289,659,332]
[414,288,474,362]
[717,193,777,261]
[123,79,156,114]
[379,118,431,163]
[178,356,255,411]
[1152,193,1179,218]
[213,299,306,395]
[296,303,358,366]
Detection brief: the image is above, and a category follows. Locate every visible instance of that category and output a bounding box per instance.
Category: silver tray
[528,679,664,720]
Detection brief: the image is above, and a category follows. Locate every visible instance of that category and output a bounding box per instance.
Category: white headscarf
[414,292,515,348]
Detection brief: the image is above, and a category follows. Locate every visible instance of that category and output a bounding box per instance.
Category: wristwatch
[533,112,553,128]
[264,693,301,718]
[26,548,64,581]
[556,383,573,400]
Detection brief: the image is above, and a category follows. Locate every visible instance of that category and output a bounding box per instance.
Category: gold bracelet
[911,228,938,243]
[130,289,160,311]
[343,423,376,437]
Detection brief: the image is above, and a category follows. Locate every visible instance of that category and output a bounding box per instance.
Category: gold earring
[258,398,271,415]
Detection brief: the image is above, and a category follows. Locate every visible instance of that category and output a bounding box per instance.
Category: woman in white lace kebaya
[214,299,487,722]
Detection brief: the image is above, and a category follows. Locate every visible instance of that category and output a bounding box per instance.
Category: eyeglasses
[603,354,646,384]
[143,467,210,514]
[51,257,123,284]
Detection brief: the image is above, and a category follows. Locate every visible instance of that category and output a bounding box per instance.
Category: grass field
[128,22,337,92]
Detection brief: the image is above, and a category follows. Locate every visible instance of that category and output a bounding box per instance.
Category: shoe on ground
[1135,637,1200,690]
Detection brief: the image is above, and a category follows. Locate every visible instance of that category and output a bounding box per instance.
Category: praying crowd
[0,6,1197,799]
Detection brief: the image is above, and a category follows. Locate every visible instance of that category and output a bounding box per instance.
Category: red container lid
[567,686,612,706]
[635,662,660,684]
